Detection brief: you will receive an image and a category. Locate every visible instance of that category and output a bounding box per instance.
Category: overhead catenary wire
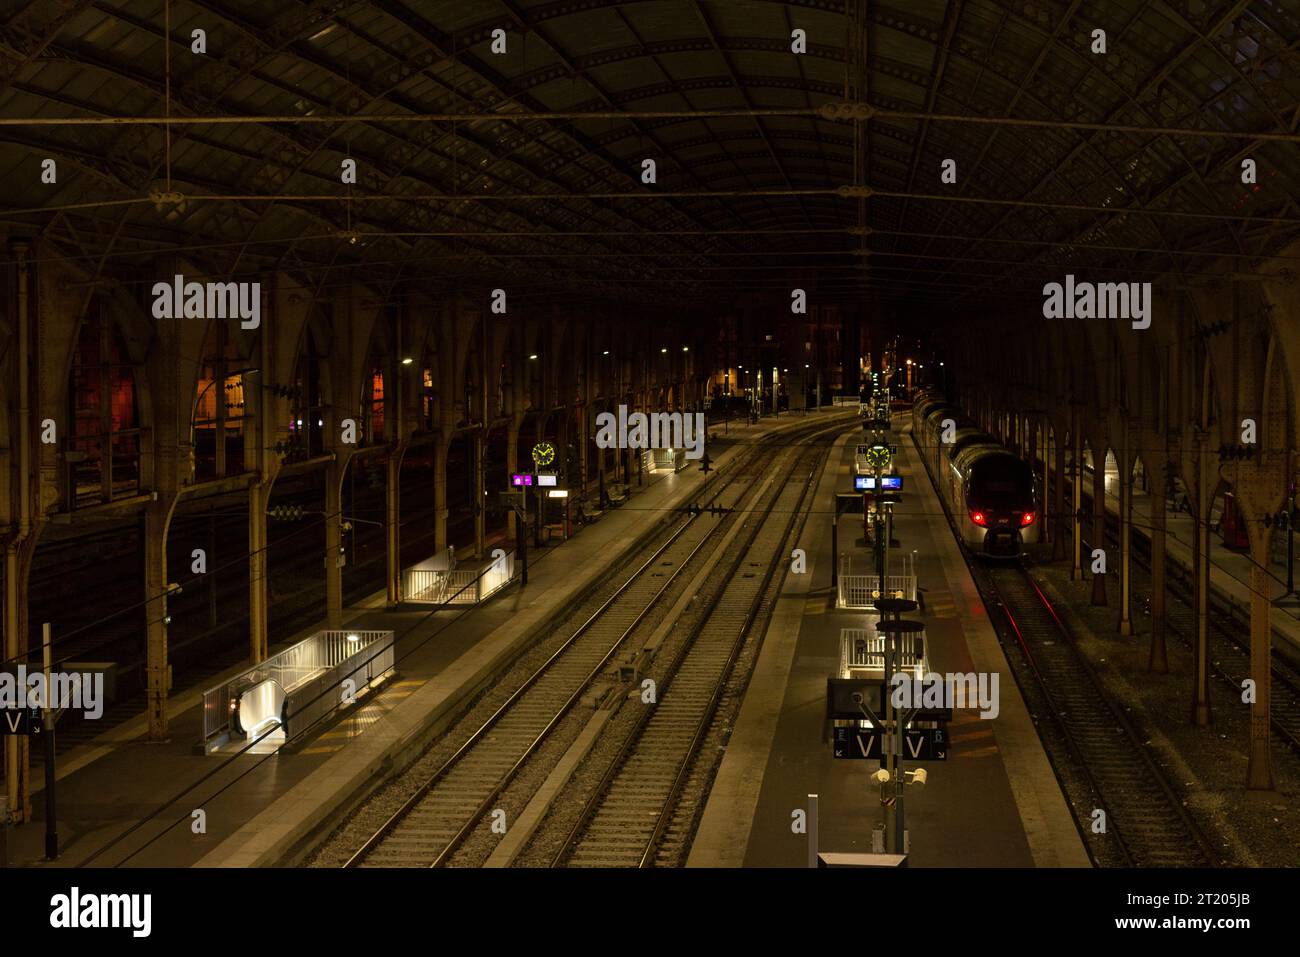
[3,106,1299,143]
[85,421,855,866]
[7,186,1299,226]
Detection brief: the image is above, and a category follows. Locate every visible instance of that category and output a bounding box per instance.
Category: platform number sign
[531,441,555,470]
[2,707,43,735]
[832,726,947,761]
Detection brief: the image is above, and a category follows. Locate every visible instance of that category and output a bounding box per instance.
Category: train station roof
[2,0,1298,306]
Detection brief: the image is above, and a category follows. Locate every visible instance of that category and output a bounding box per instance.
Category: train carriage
[913,390,1040,558]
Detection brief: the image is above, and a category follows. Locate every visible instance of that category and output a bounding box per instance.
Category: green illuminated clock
[865,444,892,469]
[531,441,556,469]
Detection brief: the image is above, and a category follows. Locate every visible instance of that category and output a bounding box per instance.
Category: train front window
[969,459,1033,506]
[982,479,1020,493]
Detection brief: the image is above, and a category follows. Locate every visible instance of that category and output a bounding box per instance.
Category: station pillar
[506,420,521,549]
[434,437,449,555]
[599,440,609,501]
[1246,527,1275,790]
[3,540,35,822]
[144,498,176,740]
[1052,430,1067,562]
[248,483,270,663]
[386,445,405,605]
[474,432,486,559]
[1070,413,1083,580]
[1189,428,1213,727]
[1228,455,1284,789]
[1116,430,1133,635]
[1038,422,1051,547]
[3,240,36,822]
[1090,445,1108,606]
[325,460,344,628]
[146,309,180,739]
[1147,453,1169,673]
[577,405,590,500]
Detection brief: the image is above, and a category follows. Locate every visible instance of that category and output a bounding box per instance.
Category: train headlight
[1020,511,1036,527]
[969,510,988,527]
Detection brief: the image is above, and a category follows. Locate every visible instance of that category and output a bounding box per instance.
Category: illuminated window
[68,308,140,506]
[370,369,385,441]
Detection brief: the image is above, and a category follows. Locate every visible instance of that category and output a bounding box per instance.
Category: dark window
[969,457,1033,505]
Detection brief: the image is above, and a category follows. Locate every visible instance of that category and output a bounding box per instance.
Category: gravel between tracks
[1031,547,1300,866]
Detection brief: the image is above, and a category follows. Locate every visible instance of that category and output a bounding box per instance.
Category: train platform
[5,409,853,869]
[1094,472,1300,660]
[689,419,1092,868]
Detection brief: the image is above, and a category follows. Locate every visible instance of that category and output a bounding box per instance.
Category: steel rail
[342,416,850,867]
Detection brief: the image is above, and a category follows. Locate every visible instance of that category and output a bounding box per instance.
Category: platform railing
[401,550,516,606]
[837,553,917,609]
[649,448,687,472]
[282,630,394,744]
[201,628,395,753]
[405,567,449,603]
[839,627,927,680]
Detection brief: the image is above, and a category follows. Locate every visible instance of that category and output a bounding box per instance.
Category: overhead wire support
[1,106,1296,143]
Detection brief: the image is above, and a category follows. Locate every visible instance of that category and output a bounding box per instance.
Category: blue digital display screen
[855,475,903,491]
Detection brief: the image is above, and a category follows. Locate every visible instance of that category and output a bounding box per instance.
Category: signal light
[1020,511,1036,527]
[969,510,988,527]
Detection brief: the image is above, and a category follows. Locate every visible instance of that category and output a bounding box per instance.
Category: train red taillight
[1020,511,1036,526]
[970,510,988,527]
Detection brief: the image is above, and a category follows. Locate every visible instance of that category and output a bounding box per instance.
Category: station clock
[531,441,556,470]
[864,444,892,470]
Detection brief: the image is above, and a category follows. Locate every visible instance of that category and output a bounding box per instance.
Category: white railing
[839,627,927,680]
[837,574,916,608]
[201,628,395,753]
[836,553,917,609]
[477,552,515,600]
[650,448,687,472]
[402,550,516,605]
[443,569,480,605]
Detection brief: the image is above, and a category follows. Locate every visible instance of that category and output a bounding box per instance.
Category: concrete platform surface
[4,409,850,869]
[689,417,1091,868]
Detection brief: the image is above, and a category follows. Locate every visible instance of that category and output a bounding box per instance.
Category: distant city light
[529,354,538,360]
[402,357,413,365]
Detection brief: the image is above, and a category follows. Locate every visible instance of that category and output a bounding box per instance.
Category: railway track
[341,419,846,867]
[982,566,1222,867]
[551,440,824,868]
[911,422,1222,866]
[1080,498,1300,757]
